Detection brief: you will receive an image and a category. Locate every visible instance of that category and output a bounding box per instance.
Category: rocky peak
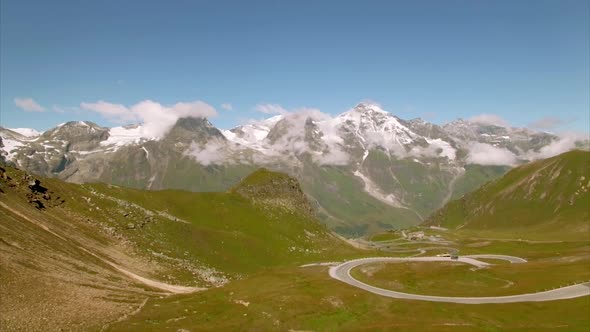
[353,102,389,114]
[40,121,109,152]
[265,117,294,145]
[402,118,454,143]
[231,168,315,218]
[164,117,226,143]
[43,121,108,138]
[0,127,30,141]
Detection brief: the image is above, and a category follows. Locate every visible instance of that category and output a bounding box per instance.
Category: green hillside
[0,165,357,331]
[425,150,590,240]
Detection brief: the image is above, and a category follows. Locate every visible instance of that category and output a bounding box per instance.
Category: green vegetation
[0,165,359,330]
[352,258,590,297]
[231,167,292,188]
[109,266,590,332]
[301,165,421,236]
[369,231,404,242]
[451,164,510,200]
[2,152,589,331]
[426,150,590,240]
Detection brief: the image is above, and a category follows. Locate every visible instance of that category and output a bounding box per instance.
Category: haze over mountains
[1,103,587,235]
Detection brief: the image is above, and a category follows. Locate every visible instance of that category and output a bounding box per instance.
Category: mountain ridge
[2,103,586,236]
[424,150,590,240]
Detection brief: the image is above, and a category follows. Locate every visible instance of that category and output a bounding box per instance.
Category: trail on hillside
[0,201,204,294]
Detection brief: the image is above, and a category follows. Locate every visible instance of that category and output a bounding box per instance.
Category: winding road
[328,255,590,304]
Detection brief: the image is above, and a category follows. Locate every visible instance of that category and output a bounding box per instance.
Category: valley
[1,150,589,331]
[2,2,589,330]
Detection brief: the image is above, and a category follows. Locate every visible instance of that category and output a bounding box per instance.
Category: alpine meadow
[1,1,589,331]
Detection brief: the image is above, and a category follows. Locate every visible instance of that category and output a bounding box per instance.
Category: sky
[1,0,589,133]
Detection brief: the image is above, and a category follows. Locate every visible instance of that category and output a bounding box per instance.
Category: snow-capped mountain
[1,103,583,236]
[8,128,42,137]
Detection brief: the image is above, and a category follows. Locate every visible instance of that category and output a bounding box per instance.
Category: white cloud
[185,138,264,166]
[185,138,229,166]
[266,108,351,165]
[469,113,510,127]
[312,148,350,166]
[466,142,518,166]
[81,101,133,122]
[410,138,456,160]
[14,97,45,112]
[221,103,233,111]
[227,102,461,165]
[524,132,588,160]
[255,103,289,115]
[81,99,216,139]
[223,105,351,166]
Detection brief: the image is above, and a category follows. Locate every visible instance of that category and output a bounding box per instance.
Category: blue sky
[1,0,588,132]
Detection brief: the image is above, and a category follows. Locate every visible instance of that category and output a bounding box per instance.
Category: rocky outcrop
[232,168,315,218]
[0,166,65,209]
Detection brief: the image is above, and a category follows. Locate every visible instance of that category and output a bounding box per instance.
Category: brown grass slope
[0,165,355,331]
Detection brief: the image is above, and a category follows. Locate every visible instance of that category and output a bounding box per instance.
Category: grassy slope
[300,165,421,236]
[4,160,589,331]
[109,206,590,331]
[451,164,510,200]
[110,265,590,332]
[0,166,358,330]
[425,150,590,240]
[352,258,590,297]
[96,143,256,192]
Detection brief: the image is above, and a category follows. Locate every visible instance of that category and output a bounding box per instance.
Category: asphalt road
[328,256,590,304]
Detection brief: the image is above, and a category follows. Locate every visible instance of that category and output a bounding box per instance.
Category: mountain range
[1,103,586,235]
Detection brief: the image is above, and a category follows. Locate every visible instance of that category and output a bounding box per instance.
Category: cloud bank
[259,107,350,165]
[81,100,216,139]
[466,142,518,166]
[525,132,588,160]
[466,132,588,166]
[14,97,45,112]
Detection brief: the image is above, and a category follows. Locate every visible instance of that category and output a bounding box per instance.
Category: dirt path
[0,201,204,295]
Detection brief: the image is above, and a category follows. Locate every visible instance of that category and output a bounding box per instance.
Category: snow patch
[147,175,157,189]
[101,125,147,150]
[353,170,404,207]
[8,128,42,137]
[222,115,282,149]
[0,139,24,160]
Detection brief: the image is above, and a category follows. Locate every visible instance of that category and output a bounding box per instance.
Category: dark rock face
[164,117,226,144]
[232,169,315,218]
[28,179,48,194]
[25,178,63,210]
[0,167,65,209]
